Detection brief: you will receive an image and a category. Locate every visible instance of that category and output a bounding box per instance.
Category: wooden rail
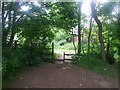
[63,52,74,60]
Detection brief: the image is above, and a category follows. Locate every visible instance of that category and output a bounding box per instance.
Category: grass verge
[72,55,118,80]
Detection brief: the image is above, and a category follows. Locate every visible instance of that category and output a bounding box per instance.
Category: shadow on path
[9,63,118,88]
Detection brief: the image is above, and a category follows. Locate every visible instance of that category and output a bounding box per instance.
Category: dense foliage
[2,2,77,87]
[2,1,120,87]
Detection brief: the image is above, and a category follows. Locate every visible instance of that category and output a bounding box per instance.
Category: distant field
[54,42,77,53]
[54,49,76,54]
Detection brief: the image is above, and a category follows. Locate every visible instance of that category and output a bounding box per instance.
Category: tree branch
[4,10,9,20]
[16,14,24,23]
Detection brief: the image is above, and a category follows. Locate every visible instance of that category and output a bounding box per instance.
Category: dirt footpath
[9,63,118,88]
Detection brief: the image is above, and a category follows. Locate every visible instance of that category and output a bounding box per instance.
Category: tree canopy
[2,1,120,88]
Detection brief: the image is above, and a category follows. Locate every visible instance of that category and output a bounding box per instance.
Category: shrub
[2,44,52,87]
[106,54,115,65]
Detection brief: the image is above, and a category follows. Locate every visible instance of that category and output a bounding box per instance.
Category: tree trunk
[3,2,13,45]
[2,2,5,30]
[2,2,6,45]
[118,1,120,25]
[81,30,85,54]
[78,1,82,55]
[118,13,120,25]
[106,24,110,56]
[88,16,92,54]
[72,28,77,54]
[8,2,12,31]
[91,2,106,61]
[9,2,18,46]
[106,38,110,56]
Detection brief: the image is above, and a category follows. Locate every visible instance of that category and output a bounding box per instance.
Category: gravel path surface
[9,63,118,88]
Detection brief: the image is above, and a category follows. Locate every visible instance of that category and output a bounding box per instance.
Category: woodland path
[9,63,118,88]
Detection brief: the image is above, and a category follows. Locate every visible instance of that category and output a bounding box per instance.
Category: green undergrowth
[55,42,78,51]
[72,54,118,80]
[54,53,61,59]
[2,46,52,88]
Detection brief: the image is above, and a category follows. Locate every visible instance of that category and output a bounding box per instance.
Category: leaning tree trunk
[91,2,106,61]
[88,16,92,54]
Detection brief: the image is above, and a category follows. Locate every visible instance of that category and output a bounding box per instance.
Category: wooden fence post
[63,52,65,60]
[52,42,54,61]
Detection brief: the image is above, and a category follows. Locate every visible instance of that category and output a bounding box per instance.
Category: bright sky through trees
[81,2,91,16]
[20,2,91,15]
[20,0,115,16]
[21,5,29,11]
[81,0,108,16]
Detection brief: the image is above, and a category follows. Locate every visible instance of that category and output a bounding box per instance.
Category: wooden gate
[63,52,74,60]
[51,42,75,62]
